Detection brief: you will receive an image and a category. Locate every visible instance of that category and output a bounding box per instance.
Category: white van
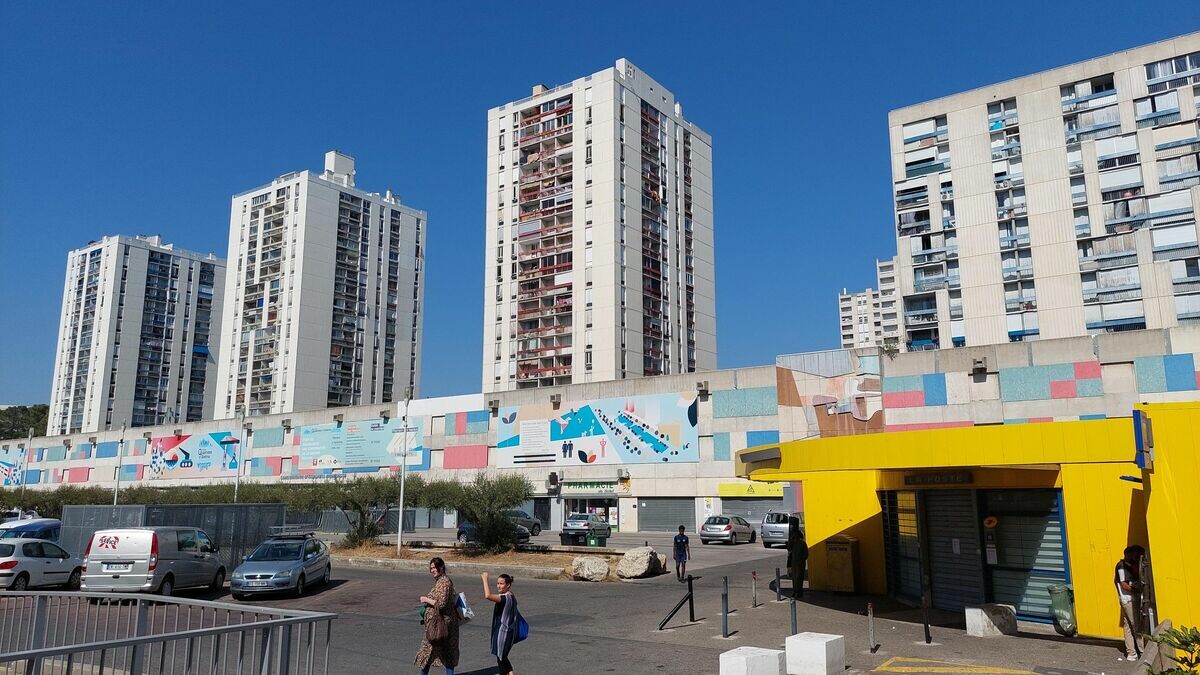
[81,527,225,596]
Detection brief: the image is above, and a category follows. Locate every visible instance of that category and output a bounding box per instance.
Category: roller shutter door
[637,498,695,532]
[924,490,985,612]
[881,491,922,606]
[721,498,785,524]
[982,490,1068,621]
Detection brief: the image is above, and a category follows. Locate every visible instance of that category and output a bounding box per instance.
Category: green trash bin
[586,535,608,547]
[1047,584,1077,636]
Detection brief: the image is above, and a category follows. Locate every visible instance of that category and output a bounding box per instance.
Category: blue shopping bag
[515,612,529,643]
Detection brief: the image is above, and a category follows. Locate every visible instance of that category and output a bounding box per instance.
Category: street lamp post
[397,386,413,555]
[234,408,246,503]
[112,421,127,506]
[21,428,32,501]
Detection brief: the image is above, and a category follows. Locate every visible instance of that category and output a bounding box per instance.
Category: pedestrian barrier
[658,575,699,630]
[0,592,336,675]
[721,576,729,638]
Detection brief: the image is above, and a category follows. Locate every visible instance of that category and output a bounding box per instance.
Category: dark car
[456,522,531,545]
[561,513,612,538]
[0,519,61,543]
[504,510,542,536]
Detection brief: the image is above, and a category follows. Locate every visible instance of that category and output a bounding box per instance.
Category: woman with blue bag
[481,572,527,675]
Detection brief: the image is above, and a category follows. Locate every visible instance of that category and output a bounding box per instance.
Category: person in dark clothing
[786,516,808,598]
[482,572,518,675]
[673,525,691,581]
[1115,545,1145,661]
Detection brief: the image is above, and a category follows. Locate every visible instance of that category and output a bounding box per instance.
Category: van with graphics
[81,527,225,596]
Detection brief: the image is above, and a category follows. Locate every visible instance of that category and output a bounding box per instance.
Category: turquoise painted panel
[94,442,119,459]
[712,387,778,418]
[713,432,731,461]
[859,355,881,376]
[1044,363,1075,381]
[1079,414,1108,420]
[999,367,1052,402]
[44,446,67,462]
[119,465,140,480]
[254,427,286,449]
[1135,356,1167,393]
[922,374,947,406]
[882,375,923,393]
[1076,378,1104,397]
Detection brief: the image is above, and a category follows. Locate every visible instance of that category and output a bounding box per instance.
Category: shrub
[424,473,533,553]
[1148,625,1200,674]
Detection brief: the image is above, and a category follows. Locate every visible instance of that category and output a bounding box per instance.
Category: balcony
[991,144,1022,161]
[913,276,948,293]
[1136,109,1181,129]
[905,160,949,179]
[1005,298,1038,312]
[904,308,938,325]
[896,190,929,210]
[997,204,1028,220]
[1082,284,1143,304]
[906,340,939,351]
[993,174,1024,190]
[999,233,1031,250]
[1061,90,1117,113]
[912,246,957,266]
[1001,264,1035,281]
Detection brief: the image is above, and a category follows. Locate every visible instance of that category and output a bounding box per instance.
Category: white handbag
[456,592,475,623]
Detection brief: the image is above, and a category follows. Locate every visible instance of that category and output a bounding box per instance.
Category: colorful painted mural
[495,393,699,468]
[1135,354,1200,393]
[147,432,236,480]
[297,417,427,472]
[0,445,25,486]
[445,410,490,436]
[776,350,884,439]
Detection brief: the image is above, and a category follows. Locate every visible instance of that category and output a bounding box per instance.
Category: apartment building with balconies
[214,151,426,419]
[48,235,224,434]
[890,32,1200,351]
[838,258,901,349]
[483,59,716,391]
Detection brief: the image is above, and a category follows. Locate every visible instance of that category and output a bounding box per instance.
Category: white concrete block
[719,646,786,675]
[966,603,1018,637]
[785,632,845,675]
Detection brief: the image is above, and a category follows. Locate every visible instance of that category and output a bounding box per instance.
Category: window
[1135,91,1181,127]
[177,530,197,552]
[1145,52,1200,93]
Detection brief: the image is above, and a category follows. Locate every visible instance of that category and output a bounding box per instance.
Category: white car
[0,539,83,591]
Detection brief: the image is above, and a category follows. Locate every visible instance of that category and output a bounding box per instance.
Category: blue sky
[1,2,1196,404]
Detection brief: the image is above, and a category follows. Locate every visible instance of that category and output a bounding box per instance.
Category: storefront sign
[904,471,973,486]
[561,480,617,494]
[718,482,784,497]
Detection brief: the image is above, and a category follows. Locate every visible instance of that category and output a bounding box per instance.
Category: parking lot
[174,555,1124,675]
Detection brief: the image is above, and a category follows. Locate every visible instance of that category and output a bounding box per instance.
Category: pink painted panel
[884,421,974,432]
[1074,360,1102,380]
[265,457,284,476]
[1028,417,1055,423]
[66,467,91,483]
[882,391,925,408]
[443,445,489,469]
[1050,380,1077,399]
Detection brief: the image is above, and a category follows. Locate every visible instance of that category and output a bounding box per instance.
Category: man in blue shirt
[673,525,691,581]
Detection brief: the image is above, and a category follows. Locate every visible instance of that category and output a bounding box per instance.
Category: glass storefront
[565,497,619,532]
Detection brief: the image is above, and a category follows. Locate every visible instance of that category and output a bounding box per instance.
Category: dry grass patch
[333,542,618,570]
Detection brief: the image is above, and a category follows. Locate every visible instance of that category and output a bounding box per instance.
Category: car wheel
[294,574,306,597]
[10,573,28,591]
[702,539,711,545]
[457,532,468,543]
[232,593,245,601]
[322,565,331,585]
[750,531,757,543]
[762,541,771,548]
[158,576,174,597]
[530,524,541,536]
[728,534,737,546]
[67,568,82,590]
[209,568,225,593]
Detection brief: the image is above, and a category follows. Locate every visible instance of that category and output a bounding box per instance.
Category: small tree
[423,473,533,553]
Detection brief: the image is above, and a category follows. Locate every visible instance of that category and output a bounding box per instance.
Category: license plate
[103,563,131,573]
[248,581,269,587]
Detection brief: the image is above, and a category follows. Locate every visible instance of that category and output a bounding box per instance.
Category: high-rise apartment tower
[483,59,716,391]
[891,33,1200,351]
[215,151,426,418]
[48,235,225,434]
[838,258,901,349]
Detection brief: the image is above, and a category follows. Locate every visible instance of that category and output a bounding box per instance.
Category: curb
[395,539,625,556]
[333,555,568,580]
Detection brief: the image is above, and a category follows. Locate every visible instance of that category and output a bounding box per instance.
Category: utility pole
[396,386,413,555]
[234,407,246,503]
[20,428,32,501]
[112,421,127,506]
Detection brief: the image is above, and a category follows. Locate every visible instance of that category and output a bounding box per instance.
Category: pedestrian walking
[415,557,459,674]
[1116,545,1145,661]
[673,525,691,581]
[786,516,808,598]
[482,572,518,675]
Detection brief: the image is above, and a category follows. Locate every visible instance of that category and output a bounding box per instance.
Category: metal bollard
[687,574,696,623]
[752,571,758,608]
[868,602,878,652]
[775,567,783,601]
[790,597,798,635]
[722,576,729,638]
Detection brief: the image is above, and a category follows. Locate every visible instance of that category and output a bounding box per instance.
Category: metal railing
[0,592,335,675]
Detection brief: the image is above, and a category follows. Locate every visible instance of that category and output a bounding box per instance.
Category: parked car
[0,540,82,591]
[456,522,531,545]
[561,513,612,539]
[230,534,330,600]
[0,511,40,527]
[81,527,225,597]
[504,510,542,536]
[760,512,801,548]
[0,519,61,543]
[700,515,756,545]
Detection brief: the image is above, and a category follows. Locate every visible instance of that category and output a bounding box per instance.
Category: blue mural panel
[298,417,427,471]
[94,442,120,459]
[921,374,947,406]
[1135,356,1168,393]
[254,427,286,449]
[1164,354,1197,392]
[713,433,731,461]
[746,430,780,447]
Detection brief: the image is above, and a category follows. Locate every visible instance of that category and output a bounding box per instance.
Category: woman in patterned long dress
[415,557,459,674]
[482,572,518,675]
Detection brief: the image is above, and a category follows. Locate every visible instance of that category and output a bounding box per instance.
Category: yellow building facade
[738,409,1197,640]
